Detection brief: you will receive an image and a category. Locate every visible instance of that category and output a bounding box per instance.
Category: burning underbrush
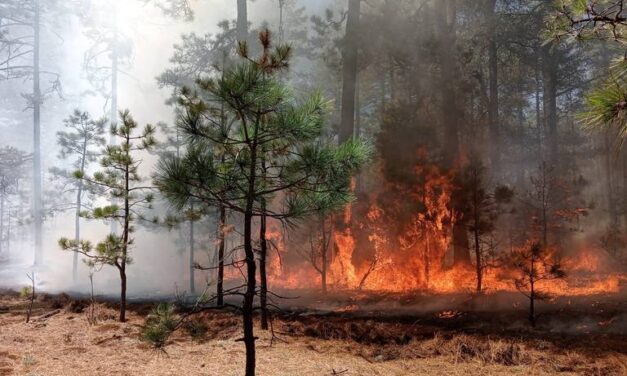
[254,156,627,300]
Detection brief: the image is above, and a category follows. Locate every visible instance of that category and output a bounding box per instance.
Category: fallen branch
[34,309,61,321]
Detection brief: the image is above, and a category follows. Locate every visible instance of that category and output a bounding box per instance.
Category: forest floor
[0,290,626,376]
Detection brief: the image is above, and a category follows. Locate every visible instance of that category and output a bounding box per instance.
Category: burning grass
[0,291,625,375]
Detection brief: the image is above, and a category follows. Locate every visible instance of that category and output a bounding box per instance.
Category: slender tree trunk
[339,0,361,143]
[217,205,226,306]
[110,11,119,235]
[259,209,268,330]
[119,136,130,323]
[529,287,535,327]
[243,143,258,376]
[321,218,327,293]
[542,45,558,165]
[438,0,470,265]
[278,0,285,43]
[33,0,42,266]
[237,0,248,43]
[473,180,482,293]
[243,208,256,376]
[486,0,499,173]
[73,185,82,282]
[73,146,87,282]
[189,204,195,295]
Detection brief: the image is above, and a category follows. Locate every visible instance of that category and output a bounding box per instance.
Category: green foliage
[142,303,180,348]
[19,286,33,299]
[155,30,370,226]
[59,110,156,273]
[580,76,627,142]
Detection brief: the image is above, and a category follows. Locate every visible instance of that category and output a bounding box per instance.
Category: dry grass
[0,293,625,375]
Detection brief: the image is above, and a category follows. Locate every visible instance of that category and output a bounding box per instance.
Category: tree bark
[259,209,268,330]
[73,140,88,282]
[339,0,361,143]
[321,218,328,293]
[542,44,558,165]
[438,0,470,265]
[237,0,248,43]
[119,132,130,323]
[243,140,258,376]
[189,204,195,295]
[33,0,42,266]
[110,9,119,235]
[217,205,226,307]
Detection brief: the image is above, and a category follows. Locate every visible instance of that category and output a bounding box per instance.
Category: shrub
[141,303,179,348]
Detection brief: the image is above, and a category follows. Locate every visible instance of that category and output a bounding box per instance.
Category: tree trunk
[119,265,127,322]
[237,0,248,43]
[321,218,328,293]
[243,207,256,376]
[438,0,470,265]
[278,0,285,43]
[529,289,535,327]
[217,205,226,306]
[73,146,87,283]
[259,210,268,330]
[33,0,42,266]
[110,13,119,235]
[339,0,361,143]
[189,205,195,295]
[73,184,82,282]
[486,0,499,174]
[474,228,482,293]
[243,142,258,376]
[542,44,558,165]
[119,135,130,323]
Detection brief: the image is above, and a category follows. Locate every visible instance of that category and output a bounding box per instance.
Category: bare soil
[0,291,625,376]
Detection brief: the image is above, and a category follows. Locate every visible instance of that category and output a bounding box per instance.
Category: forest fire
[263,161,627,298]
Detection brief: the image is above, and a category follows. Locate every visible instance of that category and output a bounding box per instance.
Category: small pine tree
[59,110,156,322]
[50,110,106,281]
[511,241,566,327]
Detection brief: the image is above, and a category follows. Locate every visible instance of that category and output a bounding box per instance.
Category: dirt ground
[0,291,625,376]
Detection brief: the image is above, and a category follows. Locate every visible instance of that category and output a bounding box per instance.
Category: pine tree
[50,110,106,282]
[59,111,156,322]
[155,30,369,376]
[511,241,566,326]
